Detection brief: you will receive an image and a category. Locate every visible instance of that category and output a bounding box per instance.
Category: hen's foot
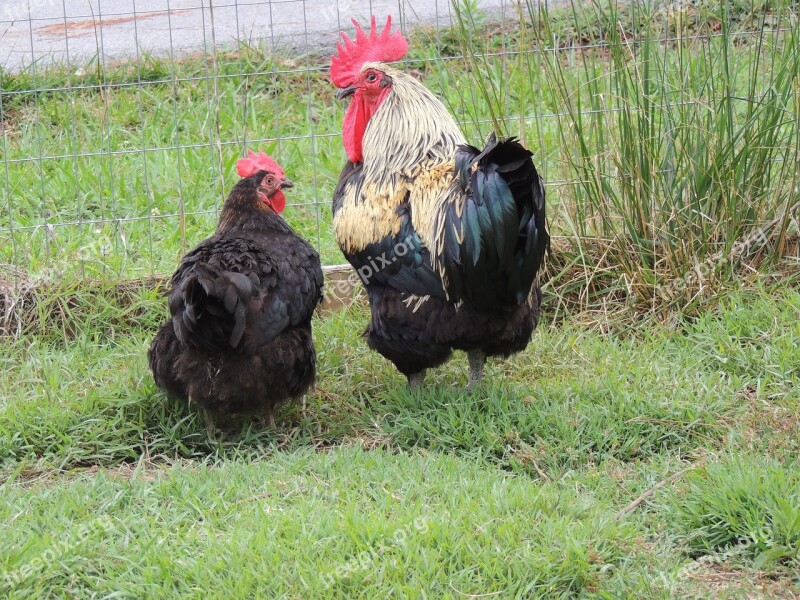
[201,407,224,442]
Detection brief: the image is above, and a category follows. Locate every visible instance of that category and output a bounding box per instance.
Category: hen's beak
[336,86,357,100]
[280,179,294,190]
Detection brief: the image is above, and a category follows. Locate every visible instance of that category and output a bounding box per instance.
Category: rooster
[330,16,549,388]
[148,150,323,433]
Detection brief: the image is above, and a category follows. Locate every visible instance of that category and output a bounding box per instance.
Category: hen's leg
[407,370,427,389]
[201,406,223,441]
[466,350,487,391]
[263,407,276,429]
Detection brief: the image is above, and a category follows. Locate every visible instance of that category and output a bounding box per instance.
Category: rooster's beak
[280,179,294,190]
[336,86,357,100]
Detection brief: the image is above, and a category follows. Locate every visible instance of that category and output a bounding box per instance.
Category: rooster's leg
[407,370,426,389]
[466,350,487,391]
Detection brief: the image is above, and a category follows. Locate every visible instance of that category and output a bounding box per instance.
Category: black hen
[148,151,323,431]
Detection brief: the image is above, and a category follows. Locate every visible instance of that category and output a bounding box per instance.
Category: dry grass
[2,221,797,341]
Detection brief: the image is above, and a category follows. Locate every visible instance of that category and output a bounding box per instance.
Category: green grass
[0,449,648,598]
[661,455,800,567]
[449,0,799,310]
[1,286,798,596]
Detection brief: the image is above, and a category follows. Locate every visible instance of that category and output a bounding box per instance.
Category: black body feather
[149,175,323,415]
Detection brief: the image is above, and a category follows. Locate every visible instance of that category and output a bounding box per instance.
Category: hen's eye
[366,72,378,83]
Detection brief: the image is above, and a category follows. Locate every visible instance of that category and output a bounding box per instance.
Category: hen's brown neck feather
[217,176,279,233]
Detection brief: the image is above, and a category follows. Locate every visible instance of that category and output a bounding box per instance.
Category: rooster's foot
[466,350,487,391]
[407,370,427,389]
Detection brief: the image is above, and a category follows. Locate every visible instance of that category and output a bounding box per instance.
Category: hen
[148,150,323,432]
[330,17,549,388]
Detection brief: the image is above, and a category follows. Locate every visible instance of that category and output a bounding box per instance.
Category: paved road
[0,0,512,72]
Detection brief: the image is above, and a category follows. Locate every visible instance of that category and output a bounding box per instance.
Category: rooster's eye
[365,72,378,83]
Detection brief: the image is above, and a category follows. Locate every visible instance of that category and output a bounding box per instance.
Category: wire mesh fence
[1,0,499,285]
[1,0,797,294]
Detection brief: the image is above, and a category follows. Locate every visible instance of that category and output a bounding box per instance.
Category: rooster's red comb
[330,15,409,88]
[236,149,285,179]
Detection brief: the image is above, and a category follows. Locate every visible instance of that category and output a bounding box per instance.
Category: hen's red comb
[236,149,285,179]
[330,15,409,88]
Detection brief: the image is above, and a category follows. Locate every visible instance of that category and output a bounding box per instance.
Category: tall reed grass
[449,0,799,313]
